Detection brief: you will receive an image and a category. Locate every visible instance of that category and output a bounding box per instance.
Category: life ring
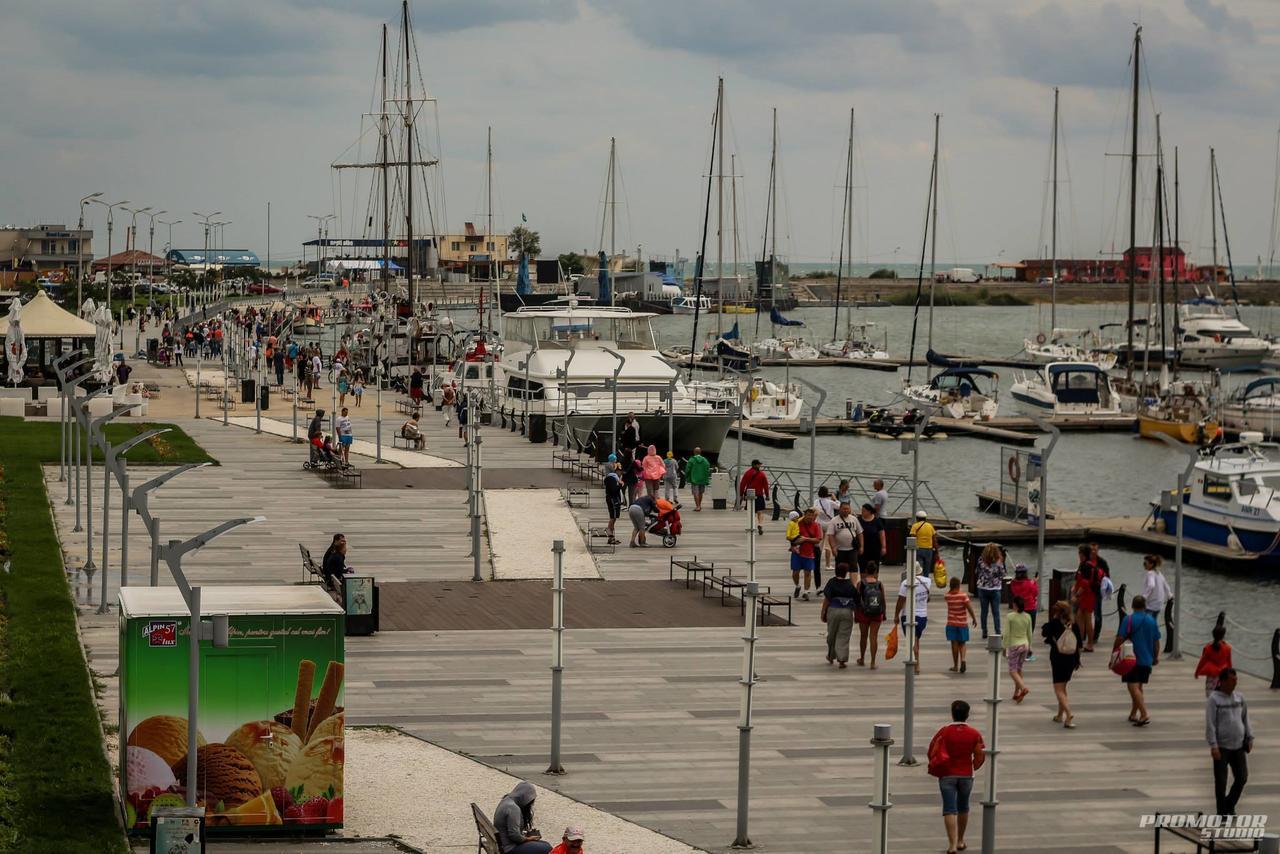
[1035,333,1047,345]
[1007,455,1021,483]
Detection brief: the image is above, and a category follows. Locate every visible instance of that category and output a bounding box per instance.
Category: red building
[1016,246,1210,284]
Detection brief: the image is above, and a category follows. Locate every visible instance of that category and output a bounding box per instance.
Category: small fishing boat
[1221,376,1280,439]
[1150,433,1280,564]
[1009,362,1122,417]
[671,295,712,315]
[720,302,757,314]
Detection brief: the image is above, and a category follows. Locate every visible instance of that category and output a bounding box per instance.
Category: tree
[558,252,586,275]
[509,225,541,258]
[868,268,898,279]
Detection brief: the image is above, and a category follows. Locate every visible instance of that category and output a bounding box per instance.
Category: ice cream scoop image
[284,735,344,800]
[127,715,207,769]
[307,712,343,745]
[173,743,263,809]
[223,721,301,790]
[125,746,178,795]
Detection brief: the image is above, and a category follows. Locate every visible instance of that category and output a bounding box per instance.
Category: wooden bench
[1153,815,1260,853]
[392,433,426,451]
[587,523,615,554]
[670,556,715,589]
[470,802,501,854]
[759,594,793,626]
[298,543,324,585]
[334,467,362,488]
[298,397,316,411]
[566,484,590,508]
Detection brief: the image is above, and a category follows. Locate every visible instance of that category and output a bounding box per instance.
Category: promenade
[50,350,1280,853]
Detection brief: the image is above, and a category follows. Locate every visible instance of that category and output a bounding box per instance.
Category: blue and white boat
[1009,362,1122,418]
[1151,434,1280,563]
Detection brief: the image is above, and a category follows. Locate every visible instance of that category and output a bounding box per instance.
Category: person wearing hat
[910,510,937,576]
[549,826,586,854]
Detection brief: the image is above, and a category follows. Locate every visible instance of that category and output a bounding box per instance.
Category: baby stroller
[305,434,346,471]
[647,498,682,548]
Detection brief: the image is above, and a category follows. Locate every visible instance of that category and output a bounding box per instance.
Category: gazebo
[0,290,98,389]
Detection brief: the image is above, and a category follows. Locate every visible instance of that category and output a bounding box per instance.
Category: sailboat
[1021,88,1117,370]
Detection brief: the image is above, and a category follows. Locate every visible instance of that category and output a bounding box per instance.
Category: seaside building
[166,248,261,271]
[0,223,93,275]
[1015,246,1213,284]
[437,222,509,278]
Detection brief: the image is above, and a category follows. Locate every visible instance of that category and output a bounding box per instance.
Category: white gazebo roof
[0,291,96,338]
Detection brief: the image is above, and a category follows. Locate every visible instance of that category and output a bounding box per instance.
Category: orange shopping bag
[885,624,900,660]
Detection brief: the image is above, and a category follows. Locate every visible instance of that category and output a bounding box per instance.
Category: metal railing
[724,464,949,520]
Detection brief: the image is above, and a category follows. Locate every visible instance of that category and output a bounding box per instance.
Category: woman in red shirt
[1194,625,1233,695]
[1071,543,1098,652]
[928,700,986,854]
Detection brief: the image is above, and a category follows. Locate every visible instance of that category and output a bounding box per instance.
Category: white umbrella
[5,298,26,386]
[80,297,97,321]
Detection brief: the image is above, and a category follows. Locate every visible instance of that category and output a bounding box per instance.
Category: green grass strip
[0,417,215,852]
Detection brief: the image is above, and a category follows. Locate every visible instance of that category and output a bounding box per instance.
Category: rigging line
[906,115,940,387]
[1269,124,1280,270]
[1212,152,1242,318]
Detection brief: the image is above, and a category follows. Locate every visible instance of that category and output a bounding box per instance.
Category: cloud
[1183,0,1255,42]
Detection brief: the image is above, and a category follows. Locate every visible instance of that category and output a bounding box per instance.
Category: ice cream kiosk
[119,586,345,834]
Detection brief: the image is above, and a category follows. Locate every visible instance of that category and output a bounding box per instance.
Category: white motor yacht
[1009,362,1122,417]
[1177,299,1270,371]
[671,295,712,315]
[902,366,1000,421]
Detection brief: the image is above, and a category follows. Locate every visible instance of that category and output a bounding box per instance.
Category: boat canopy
[1047,363,1107,404]
[930,366,997,393]
[1237,377,1280,400]
[926,348,983,369]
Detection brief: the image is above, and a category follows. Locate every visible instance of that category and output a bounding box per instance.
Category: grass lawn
[0,417,215,852]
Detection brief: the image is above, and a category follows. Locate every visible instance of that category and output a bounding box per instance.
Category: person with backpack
[1195,625,1233,695]
[927,700,986,854]
[820,563,860,668]
[603,457,624,546]
[1114,595,1160,727]
[855,561,886,668]
[1071,543,1099,653]
[1042,600,1083,728]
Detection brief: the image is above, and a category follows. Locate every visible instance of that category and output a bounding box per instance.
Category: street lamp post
[106,427,169,590]
[124,206,153,314]
[1155,434,1198,659]
[51,352,90,482]
[143,209,167,304]
[77,193,103,310]
[64,374,102,519]
[795,378,828,507]
[90,403,142,613]
[1027,416,1061,614]
[132,464,211,586]
[194,211,222,306]
[90,198,130,311]
[601,348,625,457]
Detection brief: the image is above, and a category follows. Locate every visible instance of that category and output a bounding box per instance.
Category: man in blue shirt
[1115,594,1161,726]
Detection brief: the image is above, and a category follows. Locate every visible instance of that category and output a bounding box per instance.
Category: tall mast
[833,108,853,343]
[380,24,390,289]
[1210,147,1219,289]
[487,125,494,286]
[1050,86,1059,332]
[1154,114,1165,372]
[1213,150,1242,318]
[906,114,940,385]
[609,137,617,261]
[731,153,740,306]
[403,0,415,308]
[1172,145,1181,373]
[687,79,720,377]
[926,113,940,350]
[1270,125,1280,274]
[716,77,725,336]
[769,108,778,294]
[1125,26,1141,381]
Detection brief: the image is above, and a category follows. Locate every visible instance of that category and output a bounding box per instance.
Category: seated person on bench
[400,411,426,449]
[321,533,353,596]
[493,782,551,854]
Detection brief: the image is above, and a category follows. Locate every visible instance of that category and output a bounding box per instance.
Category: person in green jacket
[684,447,711,511]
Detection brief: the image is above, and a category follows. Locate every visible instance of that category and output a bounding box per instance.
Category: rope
[1221,615,1276,637]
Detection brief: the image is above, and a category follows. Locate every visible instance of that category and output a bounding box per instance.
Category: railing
[1180,605,1280,689]
[724,464,950,521]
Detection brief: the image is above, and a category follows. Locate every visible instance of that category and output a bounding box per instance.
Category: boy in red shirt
[928,700,986,854]
[791,507,823,601]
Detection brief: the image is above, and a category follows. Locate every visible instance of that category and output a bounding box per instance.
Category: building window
[487,241,494,251]
[451,242,460,251]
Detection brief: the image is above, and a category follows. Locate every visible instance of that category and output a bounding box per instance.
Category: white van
[941,267,980,283]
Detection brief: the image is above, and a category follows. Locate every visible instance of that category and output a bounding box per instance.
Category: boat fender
[1227,532,1244,553]
[1007,455,1021,484]
[1154,518,1167,534]
[750,386,760,402]
[1035,333,1047,345]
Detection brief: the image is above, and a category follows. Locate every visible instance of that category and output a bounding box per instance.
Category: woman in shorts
[854,561,887,669]
[944,576,978,673]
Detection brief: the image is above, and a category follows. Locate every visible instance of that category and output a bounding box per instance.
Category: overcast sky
[4,0,1280,268]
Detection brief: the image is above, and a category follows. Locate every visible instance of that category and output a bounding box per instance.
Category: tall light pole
[124,206,153,309]
[1155,433,1198,659]
[77,193,103,309]
[308,214,335,281]
[212,221,231,301]
[142,209,167,303]
[90,199,130,306]
[158,219,182,293]
[194,211,222,303]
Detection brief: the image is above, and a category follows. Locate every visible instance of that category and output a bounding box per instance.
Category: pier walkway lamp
[1154,433,1198,659]
[77,193,102,309]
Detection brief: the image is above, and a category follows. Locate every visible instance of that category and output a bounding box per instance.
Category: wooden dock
[728,423,796,448]
[757,356,902,372]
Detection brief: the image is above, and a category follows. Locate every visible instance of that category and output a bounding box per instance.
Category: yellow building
[437,222,508,278]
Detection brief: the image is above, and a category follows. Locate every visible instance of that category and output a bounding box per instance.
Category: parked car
[248,283,284,295]
[300,276,329,289]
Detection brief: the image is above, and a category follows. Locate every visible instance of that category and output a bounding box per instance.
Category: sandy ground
[484,489,600,580]
[344,728,703,854]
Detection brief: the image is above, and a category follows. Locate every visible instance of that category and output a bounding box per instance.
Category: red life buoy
[1007,455,1021,483]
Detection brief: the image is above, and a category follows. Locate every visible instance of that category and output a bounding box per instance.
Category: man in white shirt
[871,479,889,516]
[335,406,354,464]
[825,501,863,570]
[894,566,931,674]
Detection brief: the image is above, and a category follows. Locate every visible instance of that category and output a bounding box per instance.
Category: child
[944,577,978,673]
[785,511,801,597]
[1194,625,1233,695]
[1004,597,1033,703]
[1008,563,1039,659]
[352,374,365,408]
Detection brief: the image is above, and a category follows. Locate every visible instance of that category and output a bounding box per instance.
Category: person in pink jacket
[642,444,666,497]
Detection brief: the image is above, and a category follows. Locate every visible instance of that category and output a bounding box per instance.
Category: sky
[4,0,1280,269]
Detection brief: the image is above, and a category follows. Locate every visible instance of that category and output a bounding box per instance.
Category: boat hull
[1178,346,1269,372]
[1221,406,1280,439]
[553,413,735,462]
[1137,414,1219,446]
[1153,504,1280,563]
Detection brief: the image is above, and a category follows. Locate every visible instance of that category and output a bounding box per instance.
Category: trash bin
[529,414,547,444]
[259,384,270,411]
[882,516,908,566]
[709,470,733,510]
[344,575,378,636]
[241,378,255,404]
[150,805,205,854]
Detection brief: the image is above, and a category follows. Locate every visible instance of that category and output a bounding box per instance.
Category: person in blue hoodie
[493,781,551,854]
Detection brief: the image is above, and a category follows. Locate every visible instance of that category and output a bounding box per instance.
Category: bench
[298,397,316,411]
[670,556,715,589]
[333,467,362,489]
[298,543,324,585]
[470,802,501,854]
[587,523,615,554]
[395,398,416,415]
[392,433,425,450]
[553,450,576,472]
[566,484,590,508]
[759,594,793,626]
[1153,815,1260,853]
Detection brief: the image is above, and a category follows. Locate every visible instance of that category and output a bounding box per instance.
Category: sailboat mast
[609,137,616,261]
[731,154,740,307]
[906,114,940,386]
[403,0,415,308]
[1125,26,1141,382]
[716,78,725,337]
[1173,145,1181,373]
[1213,151,1243,318]
[1270,125,1280,273]
[770,108,779,296]
[687,80,720,377]
[1050,86,1059,332]
[1154,114,1165,367]
[833,108,853,343]
[1210,147,1219,286]
[380,24,390,289]
[487,126,495,329]
[927,113,940,350]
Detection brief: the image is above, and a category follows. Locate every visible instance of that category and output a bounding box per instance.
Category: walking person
[927,700,986,854]
[1141,554,1172,618]
[814,486,839,576]
[869,478,888,516]
[821,563,859,668]
[1115,595,1160,726]
[1206,668,1253,817]
[857,502,885,574]
[620,413,641,454]
[738,460,769,535]
[1008,563,1039,628]
[944,576,978,674]
[662,451,679,502]
[1071,543,1100,653]
[855,561,886,668]
[335,407,354,464]
[683,447,710,511]
[1042,600,1082,728]
[641,445,665,498]
[826,500,863,573]
[352,373,364,408]
[910,510,937,576]
[975,542,1005,639]
[456,392,468,440]
[1195,625,1233,695]
[1090,542,1111,645]
[273,347,285,386]
[791,507,823,601]
[894,560,932,674]
[603,458,624,546]
[441,382,456,424]
[621,447,640,504]
[1004,596,1033,703]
